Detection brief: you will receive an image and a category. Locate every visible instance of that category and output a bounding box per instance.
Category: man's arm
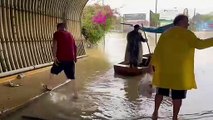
[74,41,77,62]
[70,34,77,62]
[52,34,58,64]
[189,31,213,49]
[139,33,147,42]
[52,39,57,58]
[194,37,213,49]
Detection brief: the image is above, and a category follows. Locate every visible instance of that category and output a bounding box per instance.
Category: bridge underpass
[0,0,95,117]
[0,0,88,78]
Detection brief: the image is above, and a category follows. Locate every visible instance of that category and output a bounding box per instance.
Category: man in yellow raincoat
[151,14,213,120]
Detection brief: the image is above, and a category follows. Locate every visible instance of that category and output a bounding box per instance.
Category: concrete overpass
[0,0,88,77]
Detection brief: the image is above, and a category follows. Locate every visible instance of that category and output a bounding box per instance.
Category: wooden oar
[141,24,152,66]
[120,22,133,26]
[141,24,151,55]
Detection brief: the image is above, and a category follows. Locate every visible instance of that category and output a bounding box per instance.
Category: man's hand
[53,57,59,66]
[142,38,148,42]
[147,65,155,74]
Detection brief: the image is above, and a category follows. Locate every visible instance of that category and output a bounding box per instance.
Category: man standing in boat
[124,24,147,67]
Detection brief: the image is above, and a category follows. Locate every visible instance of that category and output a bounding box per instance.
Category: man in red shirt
[43,23,78,98]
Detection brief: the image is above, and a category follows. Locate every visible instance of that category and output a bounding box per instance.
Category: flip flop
[42,84,52,91]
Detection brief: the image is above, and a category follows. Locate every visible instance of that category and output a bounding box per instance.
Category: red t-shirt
[53,30,77,61]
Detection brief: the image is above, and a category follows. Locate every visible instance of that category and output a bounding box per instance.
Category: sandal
[42,84,52,91]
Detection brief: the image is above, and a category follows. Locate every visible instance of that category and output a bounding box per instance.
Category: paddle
[141,24,151,55]
[141,23,152,66]
[120,22,134,26]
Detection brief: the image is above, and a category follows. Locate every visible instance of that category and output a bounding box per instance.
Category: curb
[0,80,71,119]
[0,55,88,119]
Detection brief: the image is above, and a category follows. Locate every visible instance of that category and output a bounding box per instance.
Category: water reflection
[122,77,140,102]
[88,69,150,119]
[90,32,213,119]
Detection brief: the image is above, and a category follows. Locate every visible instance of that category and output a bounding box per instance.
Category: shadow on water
[114,73,142,102]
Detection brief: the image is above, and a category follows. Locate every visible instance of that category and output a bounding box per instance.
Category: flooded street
[5,32,213,120]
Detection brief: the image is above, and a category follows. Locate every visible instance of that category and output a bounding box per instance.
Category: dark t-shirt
[53,30,77,61]
[127,30,145,53]
[127,30,145,64]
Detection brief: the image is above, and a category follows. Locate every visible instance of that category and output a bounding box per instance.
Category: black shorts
[156,88,187,99]
[50,61,75,79]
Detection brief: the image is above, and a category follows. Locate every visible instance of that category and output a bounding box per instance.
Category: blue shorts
[51,61,75,79]
[156,88,187,100]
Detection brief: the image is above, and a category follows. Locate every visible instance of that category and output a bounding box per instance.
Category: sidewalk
[0,49,111,118]
[0,64,69,116]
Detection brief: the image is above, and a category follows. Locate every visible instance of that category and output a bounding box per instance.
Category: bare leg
[70,80,78,98]
[42,73,55,90]
[152,94,163,120]
[172,99,182,120]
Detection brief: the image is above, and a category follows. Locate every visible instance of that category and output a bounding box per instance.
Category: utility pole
[102,0,105,51]
[155,0,158,45]
[194,8,196,17]
[102,0,104,5]
[155,0,158,14]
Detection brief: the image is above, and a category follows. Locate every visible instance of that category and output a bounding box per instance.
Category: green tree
[81,4,119,45]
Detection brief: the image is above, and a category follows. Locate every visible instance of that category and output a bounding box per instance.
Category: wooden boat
[114,54,152,76]
[115,22,171,76]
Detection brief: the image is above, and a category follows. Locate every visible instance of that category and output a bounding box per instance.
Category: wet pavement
[3,32,213,120]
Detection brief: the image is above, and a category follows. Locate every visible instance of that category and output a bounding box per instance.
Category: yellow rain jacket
[152,26,213,90]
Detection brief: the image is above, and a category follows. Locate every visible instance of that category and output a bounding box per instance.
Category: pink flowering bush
[81,4,119,44]
[92,12,107,25]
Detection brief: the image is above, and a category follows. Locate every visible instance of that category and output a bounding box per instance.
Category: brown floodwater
[5,32,213,120]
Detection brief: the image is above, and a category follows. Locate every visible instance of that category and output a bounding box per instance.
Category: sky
[87,0,213,18]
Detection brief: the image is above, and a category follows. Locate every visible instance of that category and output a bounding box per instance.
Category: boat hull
[114,64,149,76]
[114,54,152,76]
